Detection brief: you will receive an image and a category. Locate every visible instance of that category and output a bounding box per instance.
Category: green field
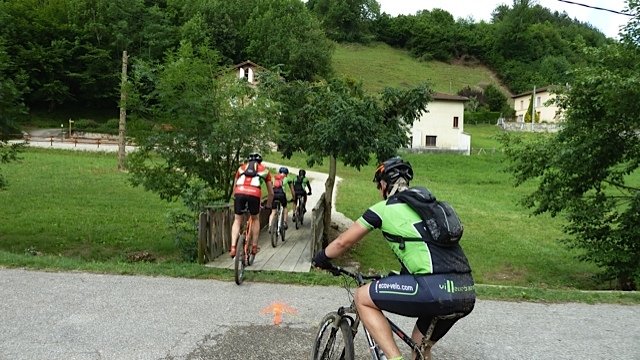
[333,42,510,95]
[3,42,637,303]
[0,126,606,289]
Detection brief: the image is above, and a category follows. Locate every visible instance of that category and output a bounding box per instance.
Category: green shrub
[465,111,501,124]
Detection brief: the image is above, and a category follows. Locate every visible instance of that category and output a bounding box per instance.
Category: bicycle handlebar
[327,264,382,286]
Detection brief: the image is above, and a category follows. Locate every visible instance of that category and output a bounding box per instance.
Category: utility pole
[118,50,128,171]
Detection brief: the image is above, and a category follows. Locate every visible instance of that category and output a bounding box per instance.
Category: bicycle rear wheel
[234,235,245,285]
[279,209,286,243]
[295,201,302,229]
[270,210,278,248]
[311,313,354,360]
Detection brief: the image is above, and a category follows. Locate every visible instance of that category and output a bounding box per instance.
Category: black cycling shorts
[234,194,261,215]
[273,191,288,208]
[369,273,475,342]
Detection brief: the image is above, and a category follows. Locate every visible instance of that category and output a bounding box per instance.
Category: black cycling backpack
[393,186,464,247]
[241,160,259,177]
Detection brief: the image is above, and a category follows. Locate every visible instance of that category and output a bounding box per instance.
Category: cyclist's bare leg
[411,326,434,360]
[269,209,277,231]
[230,214,243,256]
[354,284,403,359]
[283,205,289,227]
[250,214,260,253]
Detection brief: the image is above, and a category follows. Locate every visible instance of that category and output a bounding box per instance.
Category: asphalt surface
[6,133,640,359]
[1,269,639,360]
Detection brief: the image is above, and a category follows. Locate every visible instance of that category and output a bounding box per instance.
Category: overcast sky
[376,0,631,39]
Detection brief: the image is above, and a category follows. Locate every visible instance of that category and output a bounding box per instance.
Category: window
[520,100,524,110]
[425,136,437,147]
[453,116,459,128]
[536,96,541,107]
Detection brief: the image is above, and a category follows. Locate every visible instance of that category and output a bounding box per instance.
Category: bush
[73,119,100,132]
[465,111,501,124]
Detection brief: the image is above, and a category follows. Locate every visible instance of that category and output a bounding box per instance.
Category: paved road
[1,268,639,360]
[8,133,640,359]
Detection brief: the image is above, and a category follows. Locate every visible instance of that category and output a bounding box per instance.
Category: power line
[557,0,634,16]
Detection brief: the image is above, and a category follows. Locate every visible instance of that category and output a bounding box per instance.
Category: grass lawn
[1,128,638,303]
[333,42,510,95]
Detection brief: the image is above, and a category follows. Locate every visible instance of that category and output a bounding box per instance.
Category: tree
[265,75,431,241]
[0,38,27,190]
[500,22,640,289]
[127,42,279,206]
[523,92,540,123]
[483,84,509,112]
[244,0,334,81]
[307,0,380,43]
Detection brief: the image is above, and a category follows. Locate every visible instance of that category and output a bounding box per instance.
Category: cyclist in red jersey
[230,153,274,257]
[269,167,295,231]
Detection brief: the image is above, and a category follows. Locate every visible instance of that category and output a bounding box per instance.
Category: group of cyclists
[228,153,312,258]
[229,152,475,360]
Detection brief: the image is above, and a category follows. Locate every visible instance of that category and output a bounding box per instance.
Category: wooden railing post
[197,211,208,264]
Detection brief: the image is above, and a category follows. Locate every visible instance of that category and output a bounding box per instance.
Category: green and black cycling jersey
[357,195,472,275]
[293,176,310,195]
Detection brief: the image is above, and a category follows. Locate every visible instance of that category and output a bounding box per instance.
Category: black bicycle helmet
[279,167,289,174]
[247,153,263,163]
[299,169,306,177]
[373,157,413,185]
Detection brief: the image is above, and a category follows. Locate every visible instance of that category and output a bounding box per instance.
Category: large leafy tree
[265,76,431,240]
[500,3,640,289]
[127,42,279,207]
[307,0,380,43]
[0,38,27,190]
[244,0,333,81]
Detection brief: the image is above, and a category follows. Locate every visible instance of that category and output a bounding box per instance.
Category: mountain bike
[234,208,256,285]
[294,194,307,229]
[270,199,286,247]
[312,265,465,360]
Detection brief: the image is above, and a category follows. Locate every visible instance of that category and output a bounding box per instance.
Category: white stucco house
[512,85,564,123]
[233,60,265,85]
[409,92,470,155]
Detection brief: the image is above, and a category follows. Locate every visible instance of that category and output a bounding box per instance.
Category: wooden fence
[197,203,270,264]
[197,193,327,265]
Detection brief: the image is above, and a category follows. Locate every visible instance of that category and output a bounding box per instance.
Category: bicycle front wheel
[312,313,354,360]
[234,235,245,285]
[295,204,302,229]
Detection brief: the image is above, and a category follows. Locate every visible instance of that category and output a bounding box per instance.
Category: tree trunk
[322,155,337,247]
[117,50,128,171]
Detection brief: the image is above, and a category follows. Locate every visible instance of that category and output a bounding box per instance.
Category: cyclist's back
[313,156,475,360]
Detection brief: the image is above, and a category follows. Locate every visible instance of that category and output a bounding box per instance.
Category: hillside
[332,42,511,96]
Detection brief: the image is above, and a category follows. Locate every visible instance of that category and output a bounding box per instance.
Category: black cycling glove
[312,249,333,270]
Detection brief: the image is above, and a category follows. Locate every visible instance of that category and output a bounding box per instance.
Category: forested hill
[0,0,613,118]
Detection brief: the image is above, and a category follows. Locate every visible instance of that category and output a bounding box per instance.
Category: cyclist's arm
[306,180,312,193]
[288,182,295,200]
[324,221,369,259]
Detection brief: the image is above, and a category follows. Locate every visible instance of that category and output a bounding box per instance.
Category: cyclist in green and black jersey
[292,169,312,220]
[313,157,475,360]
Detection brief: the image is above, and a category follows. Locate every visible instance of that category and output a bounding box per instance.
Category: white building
[410,93,470,155]
[512,86,564,123]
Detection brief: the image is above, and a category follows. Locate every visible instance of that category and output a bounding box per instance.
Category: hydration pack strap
[384,233,424,250]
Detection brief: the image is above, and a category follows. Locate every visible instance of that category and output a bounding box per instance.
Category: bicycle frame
[331,267,428,360]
